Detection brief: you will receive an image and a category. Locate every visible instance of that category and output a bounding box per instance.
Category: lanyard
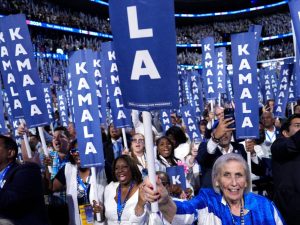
[265,130,275,143]
[117,182,134,223]
[77,173,91,203]
[0,163,12,189]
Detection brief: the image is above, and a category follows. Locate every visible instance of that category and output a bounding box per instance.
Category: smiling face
[131,134,145,156]
[217,160,247,205]
[52,130,69,153]
[157,138,173,158]
[114,158,132,185]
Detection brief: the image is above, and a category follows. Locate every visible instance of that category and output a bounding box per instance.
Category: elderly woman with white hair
[140,153,285,225]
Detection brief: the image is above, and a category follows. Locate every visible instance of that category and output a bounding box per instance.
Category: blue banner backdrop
[274,63,294,118]
[101,42,132,128]
[109,0,179,110]
[68,49,104,167]
[0,14,49,127]
[231,32,259,139]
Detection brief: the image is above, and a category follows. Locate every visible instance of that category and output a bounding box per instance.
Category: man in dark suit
[0,135,48,225]
[197,116,247,188]
[272,114,300,225]
[103,123,131,182]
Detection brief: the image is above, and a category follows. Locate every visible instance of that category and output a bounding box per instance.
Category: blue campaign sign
[109,0,179,110]
[56,91,69,127]
[189,71,203,118]
[2,90,20,138]
[166,166,186,190]
[66,70,75,123]
[261,67,275,102]
[231,32,259,139]
[42,83,54,122]
[92,51,107,125]
[180,105,202,142]
[178,70,187,107]
[101,42,132,128]
[160,110,172,133]
[248,24,262,59]
[0,89,8,134]
[274,64,293,118]
[295,45,300,99]
[0,14,50,127]
[215,47,227,94]
[201,37,218,100]
[225,73,234,103]
[288,72,296,102]
[68,49,104,167]
[289,0,300,49]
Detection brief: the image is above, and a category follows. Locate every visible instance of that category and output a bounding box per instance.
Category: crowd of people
[0,0,111,34]
[0,99,300,225]
[177,39,294,65]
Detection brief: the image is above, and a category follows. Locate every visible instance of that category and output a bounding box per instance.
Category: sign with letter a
[109,0,179,110]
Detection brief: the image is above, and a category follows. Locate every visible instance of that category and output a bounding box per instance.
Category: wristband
[211,132,220,144]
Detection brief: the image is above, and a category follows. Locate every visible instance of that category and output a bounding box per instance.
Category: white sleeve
[207,138,218,154]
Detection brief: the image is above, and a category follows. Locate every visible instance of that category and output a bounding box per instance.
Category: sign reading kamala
[201,37,218,100]
[274,63,293,118]
[101,42,131,128]
[160,110,172,133]
[215,47,227,94]
[109,0,179,110]
[0,14,50,127]
[180,105,201,142]
[189,71,203,118]
[42,83,54,122]
[67,70,75,122]
[56,91,69,127]
[92,51,107,125]
[68,49,104,167]
[231,32,259,139]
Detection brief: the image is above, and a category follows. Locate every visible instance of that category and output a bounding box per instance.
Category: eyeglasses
[132,138,144,143]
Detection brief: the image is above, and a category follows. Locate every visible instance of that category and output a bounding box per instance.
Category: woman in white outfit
[104,155,148,225]
[53,140,106,225]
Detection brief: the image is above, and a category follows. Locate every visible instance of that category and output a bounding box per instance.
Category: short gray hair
[212,153,251,194]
